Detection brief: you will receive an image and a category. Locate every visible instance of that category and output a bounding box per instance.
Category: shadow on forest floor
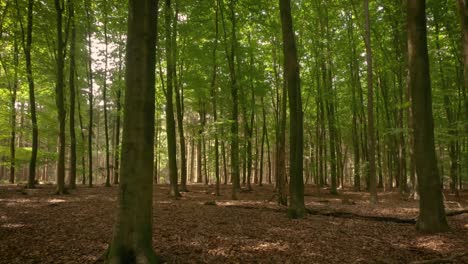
[0,184,467,263]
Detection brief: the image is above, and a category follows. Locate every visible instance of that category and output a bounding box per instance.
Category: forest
[0,0,467,263]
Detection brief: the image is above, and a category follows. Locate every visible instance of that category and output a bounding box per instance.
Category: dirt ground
[0,184,467,264]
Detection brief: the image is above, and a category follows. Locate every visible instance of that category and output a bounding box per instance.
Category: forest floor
[0,184,467,264]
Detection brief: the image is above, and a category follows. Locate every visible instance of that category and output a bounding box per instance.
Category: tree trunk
[173,0,188,192]
[55,0,67,195]
[165,0,180,197]
[113,35,124,185]
[364,0,378,204]
[85,0,94,188]
[15,0,38,188]
[68,0,77,189]
[457,0,468,195]
[103,0,111,187]
[105,0,159,262]
[279,0,305,218]
[407,0,449,233]
[211,0,220,196]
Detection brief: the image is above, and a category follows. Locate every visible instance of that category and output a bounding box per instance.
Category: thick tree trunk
[407,0,449,233]
[105,0,159,262]
[279,0,305,219]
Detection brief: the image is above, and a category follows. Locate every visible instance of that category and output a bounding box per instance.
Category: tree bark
[172,0,188,192]
[279,0,305,218]
[364,0,378,204]
[85,0,94,187]
[68,0,77,189]
[407,0,449,233]
[15,0,38,188]
[55,0,67,195]
[105,0,159,262]
[165,0,180,197]
[220,0,240,199]
[103,0,111,187]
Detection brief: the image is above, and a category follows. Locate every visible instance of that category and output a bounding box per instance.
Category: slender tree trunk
[55,0,67,195]
[279,0,305,219]
[172,0,187,192]
[259,98,266,186]
[68,0,77,189]
[85,0,94,187]
[103,0,111,187]
[15,0,38,188]
[407,0,448,233]
[113,36,123,185]
[220,0,240,199]
[8,38,18,184]
[77,75,86,185]
[364,0,377,204]
[222,140,228,184]
[196,108,205,183]
[165,0,180,197]
[211,0,220,195]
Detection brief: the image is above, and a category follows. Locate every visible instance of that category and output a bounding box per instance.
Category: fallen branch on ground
[409,251,468,264]
[223,205,467,224]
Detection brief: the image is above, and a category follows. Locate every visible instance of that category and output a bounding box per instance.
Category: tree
[68,0,77,189]
[364,0,377,204]
[102,0,111,188]
[15,0,38,189]
[105,0,159,262]
[172,0,188,192]
[407,0,448,233]
[85,0,94,187]
[220,0,240,199]
[54,0,67,195]
[279,0,305,219]
[165,0,180,197]
[458,1,468,185]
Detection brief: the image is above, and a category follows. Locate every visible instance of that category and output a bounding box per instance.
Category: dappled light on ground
[0,184,467,263]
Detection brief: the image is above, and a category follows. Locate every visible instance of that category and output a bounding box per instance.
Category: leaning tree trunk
[279,0,305,219]
[105,0,159,262]
[407,0,449,233]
